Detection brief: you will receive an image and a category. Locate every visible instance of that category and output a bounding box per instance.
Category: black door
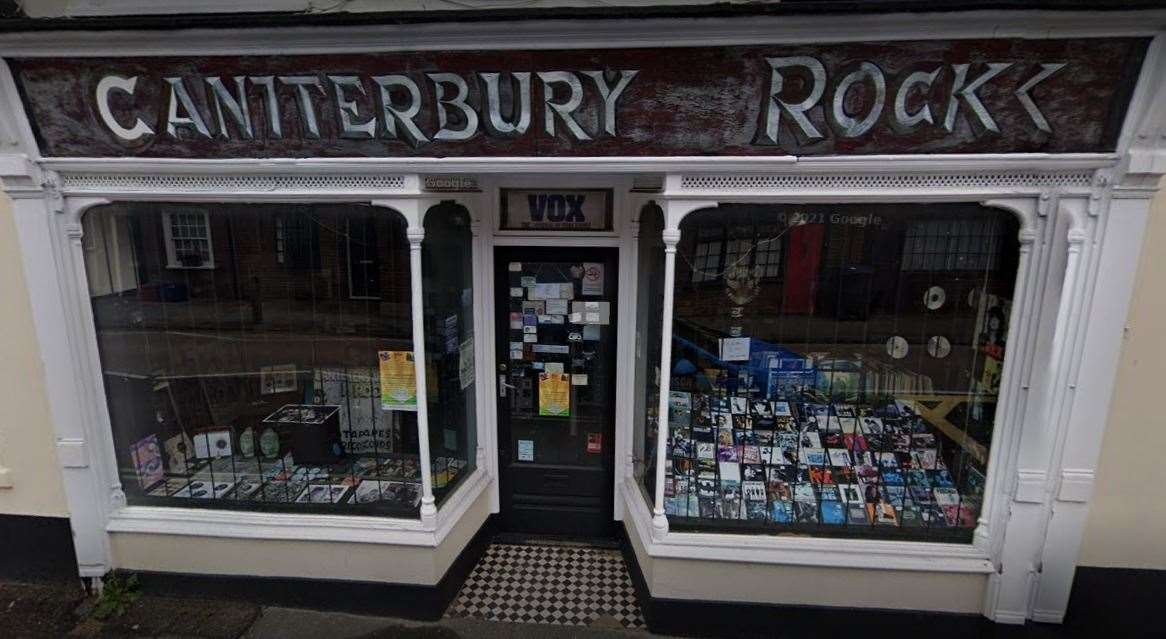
[494,247,618,538]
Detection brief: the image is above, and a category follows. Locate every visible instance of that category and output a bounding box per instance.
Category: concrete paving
[243,607,660,639]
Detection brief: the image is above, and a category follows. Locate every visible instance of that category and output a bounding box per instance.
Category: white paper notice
[720,337,751,362]
[544,362,565,374]
[546,299,569,315]
[458,337,474,390]
[509,262,522,272]
[571,374,589,386]
[582,263,604,295]
[528,283,563,301]
[583,324,601,341]
[510,287,523,297]
[523,334,538,343]
[569,301,610,325]
[517,439,534,461]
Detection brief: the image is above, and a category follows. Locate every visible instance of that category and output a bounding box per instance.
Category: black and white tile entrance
[446,541,647,630]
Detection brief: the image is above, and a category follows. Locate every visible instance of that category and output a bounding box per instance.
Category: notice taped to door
[538,372,571,417]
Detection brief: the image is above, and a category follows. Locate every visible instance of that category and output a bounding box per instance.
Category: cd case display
[662,391,984,540]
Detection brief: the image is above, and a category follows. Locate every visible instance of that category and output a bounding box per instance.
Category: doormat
[445,542,646,629]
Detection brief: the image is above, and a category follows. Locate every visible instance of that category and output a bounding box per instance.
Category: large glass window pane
[422,203,477,505]
[634,204,665,496]
[84,202,424,516]
[661,203,1018,542]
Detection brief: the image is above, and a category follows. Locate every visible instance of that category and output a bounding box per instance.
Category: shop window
[421,203,477,505]
[84,202,424,516]
[162,209,214,269]
[648,203,1018,542]
[634,203,666,488]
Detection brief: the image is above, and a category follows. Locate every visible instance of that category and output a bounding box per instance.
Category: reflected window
[422,203,478,505]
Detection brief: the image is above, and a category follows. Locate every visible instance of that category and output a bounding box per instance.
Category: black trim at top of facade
[1,1,1165,33]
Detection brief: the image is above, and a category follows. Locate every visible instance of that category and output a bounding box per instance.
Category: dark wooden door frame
[493,245,619,539]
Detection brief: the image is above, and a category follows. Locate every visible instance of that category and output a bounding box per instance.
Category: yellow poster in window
[378,350,417,411]
[538,372,570,417]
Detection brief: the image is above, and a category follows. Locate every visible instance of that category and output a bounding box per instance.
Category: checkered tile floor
[446,542,647,629]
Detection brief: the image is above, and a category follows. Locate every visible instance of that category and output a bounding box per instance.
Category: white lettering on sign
[501,189,611,231]
[96,69,638,145]
[762,58,1065,143]
[95,75,154,141]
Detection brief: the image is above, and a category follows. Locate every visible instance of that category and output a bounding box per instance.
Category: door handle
[498,375,516,398]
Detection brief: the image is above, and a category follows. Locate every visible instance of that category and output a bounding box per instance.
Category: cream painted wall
[651,558,986,613]
[0,192,70,519]
[111,485,491,583]
[623,515,985,613]
[1078,181,1166,570]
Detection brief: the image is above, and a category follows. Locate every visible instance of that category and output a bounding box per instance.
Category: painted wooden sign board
[500,188,612,231]
[10,37,1147,158]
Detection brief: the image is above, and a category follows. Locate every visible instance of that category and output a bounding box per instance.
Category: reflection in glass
[657,203,1017,542]
[633,203,665,488]
[84,202,425,516]
[422,203,478,505]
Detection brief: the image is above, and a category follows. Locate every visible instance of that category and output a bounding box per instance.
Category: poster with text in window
[538,372,571,417]
[379,350,417,412]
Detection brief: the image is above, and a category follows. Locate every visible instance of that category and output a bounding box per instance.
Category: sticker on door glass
[517,439,534,461]
[582,263,604,296]
[587,433,602,454]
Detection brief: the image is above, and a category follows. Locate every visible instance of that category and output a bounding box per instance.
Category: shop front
[1,10,1164,632]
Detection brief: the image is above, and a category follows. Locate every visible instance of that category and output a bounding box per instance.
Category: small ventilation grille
[60,173,408,193]
[678,172,1094,191]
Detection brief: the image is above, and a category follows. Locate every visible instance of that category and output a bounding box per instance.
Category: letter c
[96,75,154,141]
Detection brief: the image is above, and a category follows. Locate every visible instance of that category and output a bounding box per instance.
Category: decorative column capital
[662,228,681,248]
[406,226,425,245]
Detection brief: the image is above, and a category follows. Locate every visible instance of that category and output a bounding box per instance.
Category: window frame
[686,220,786,286]
[161,208,216,270]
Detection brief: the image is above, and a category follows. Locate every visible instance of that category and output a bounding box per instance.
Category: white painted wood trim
[0,10,1163,57]
[40,155,1118,177]
[649,226,677,541]
[105,465,491,547]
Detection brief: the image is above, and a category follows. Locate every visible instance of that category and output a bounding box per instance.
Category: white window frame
[161,208,215,269]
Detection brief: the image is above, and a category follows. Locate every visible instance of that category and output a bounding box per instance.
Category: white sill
[107,505,432,545]
[620,477,994,574]
[106,466,492,548]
